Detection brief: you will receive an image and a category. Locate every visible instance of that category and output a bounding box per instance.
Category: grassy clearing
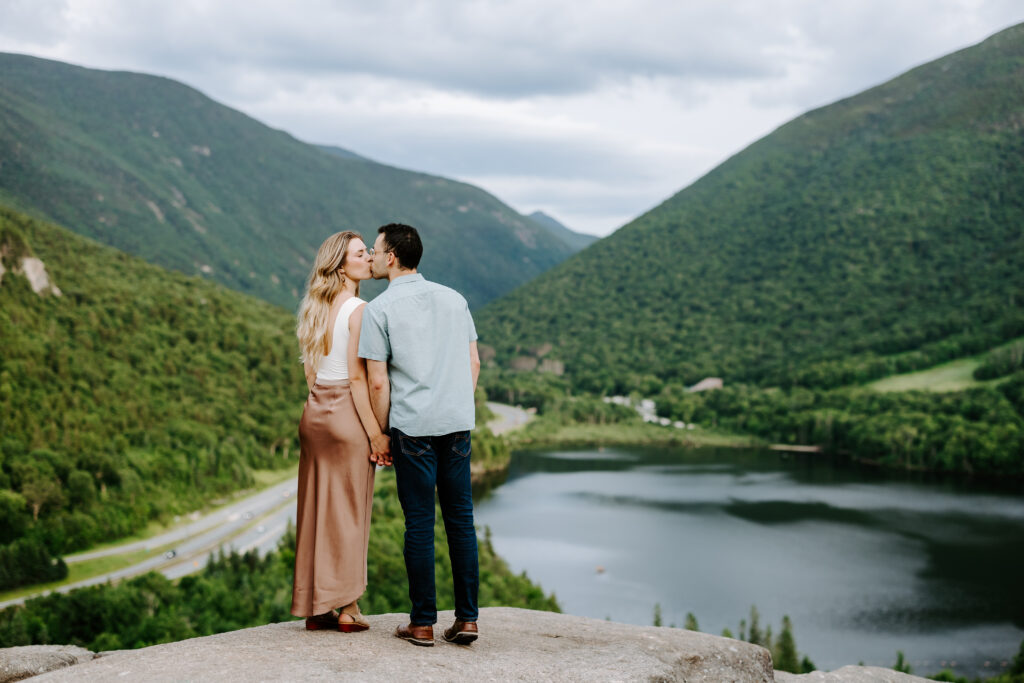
[866,335,1024,393]
[867,357,985,392]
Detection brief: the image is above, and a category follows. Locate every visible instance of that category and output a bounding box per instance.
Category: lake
[474,446,1024,677]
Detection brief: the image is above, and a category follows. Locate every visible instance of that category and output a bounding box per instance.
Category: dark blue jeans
[392,429,479,626]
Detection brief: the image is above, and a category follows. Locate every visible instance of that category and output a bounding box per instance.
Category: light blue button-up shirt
[358,273,477,436]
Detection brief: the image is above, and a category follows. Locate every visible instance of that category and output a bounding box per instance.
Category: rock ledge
[0,645,94,682]
[11,608,930,682]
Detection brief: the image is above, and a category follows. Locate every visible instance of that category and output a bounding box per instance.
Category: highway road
[0,478,298,609]
[65,478,297,565]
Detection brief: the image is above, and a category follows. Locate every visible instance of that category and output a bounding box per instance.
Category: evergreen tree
[773,616,799,673]
[684,612,699,631]
[747,606,764,646]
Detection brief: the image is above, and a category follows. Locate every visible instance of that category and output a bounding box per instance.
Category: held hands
[369,433,392,467]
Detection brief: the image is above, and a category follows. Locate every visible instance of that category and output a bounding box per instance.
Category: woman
[292,231,389,632]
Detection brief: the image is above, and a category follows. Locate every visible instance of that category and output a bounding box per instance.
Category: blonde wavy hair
[296,230,362,370]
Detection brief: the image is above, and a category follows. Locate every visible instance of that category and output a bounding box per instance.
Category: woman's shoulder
[342,296,366,324]
[335,294,365,308]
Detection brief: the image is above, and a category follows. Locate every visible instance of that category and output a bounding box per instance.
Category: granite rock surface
[775,666,930,682]
[12,608,933,682]
[0,645,94,682]
[29,607,773,682]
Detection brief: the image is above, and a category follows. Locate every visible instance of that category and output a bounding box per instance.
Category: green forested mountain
[528,211,599,251]
[0,53,574,310]
[0,204,304,584]
[0,204,541,607]
[477,23,1024,393]
[314,144,372,163]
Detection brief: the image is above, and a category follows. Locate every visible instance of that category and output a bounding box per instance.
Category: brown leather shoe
[394,623,434,646]
[443,619,478,645]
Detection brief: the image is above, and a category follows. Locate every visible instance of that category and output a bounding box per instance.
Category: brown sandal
[339,603,370,632]
[305,610,341,631]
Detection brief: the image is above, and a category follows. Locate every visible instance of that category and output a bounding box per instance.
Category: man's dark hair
[378,223,423,270]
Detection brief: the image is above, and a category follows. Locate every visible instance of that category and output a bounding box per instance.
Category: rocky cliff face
[3,608,930,682]
[0,229,60,296]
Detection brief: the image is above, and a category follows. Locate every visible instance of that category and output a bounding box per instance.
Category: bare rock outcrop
[18,258,61,296]
[9,608,932,682]
[30,607,774,682]
[775,666,930,682]
[0,228,61,296]
[0,645,94,682]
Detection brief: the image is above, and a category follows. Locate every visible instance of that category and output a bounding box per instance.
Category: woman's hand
[369,433,392,466]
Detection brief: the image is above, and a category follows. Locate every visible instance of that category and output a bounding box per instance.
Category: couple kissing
[291,223,481,646]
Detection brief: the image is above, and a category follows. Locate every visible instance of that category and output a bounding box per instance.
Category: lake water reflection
[474,446,1024,676]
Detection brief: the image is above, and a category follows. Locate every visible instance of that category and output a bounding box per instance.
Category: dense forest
[475,23,1024,394]
[0,205,305,587]
[656,373,1024,475]
[480,364,1024,476]
[0,52,579,310]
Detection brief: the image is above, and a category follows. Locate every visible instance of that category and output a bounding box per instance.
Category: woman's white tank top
[316,296,365,381]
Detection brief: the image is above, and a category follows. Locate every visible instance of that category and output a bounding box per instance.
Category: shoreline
[478,409,1024,488]
[507,420,763,450]
[470,417,764,496]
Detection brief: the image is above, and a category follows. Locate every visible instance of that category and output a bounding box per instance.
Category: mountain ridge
[476,22,1024,393]
[528,210,599,251]
[0,202,304,582]
[0,52,577,309]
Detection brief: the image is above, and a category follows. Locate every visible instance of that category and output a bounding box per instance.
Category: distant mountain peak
[526,211,598,253]
[0,51,576,310]
[313,144,371,162]
[528,210,560,223]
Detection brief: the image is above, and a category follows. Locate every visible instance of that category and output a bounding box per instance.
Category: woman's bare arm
[348,304,390,464]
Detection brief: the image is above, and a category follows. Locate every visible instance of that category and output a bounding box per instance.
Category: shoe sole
[306,622,334,631]
[338,622,369,633]
[397,636,434,647]
[444,632,478,645]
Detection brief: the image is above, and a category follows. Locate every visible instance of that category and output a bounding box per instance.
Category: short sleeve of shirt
[465,302,478,342]
[358,302,390,361]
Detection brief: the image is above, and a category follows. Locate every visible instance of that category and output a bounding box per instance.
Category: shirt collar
[387,273,424,289]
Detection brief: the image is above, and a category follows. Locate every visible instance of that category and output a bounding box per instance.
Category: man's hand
[369,433,391,466]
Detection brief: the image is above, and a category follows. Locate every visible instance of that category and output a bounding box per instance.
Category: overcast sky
[2,1,1022,235]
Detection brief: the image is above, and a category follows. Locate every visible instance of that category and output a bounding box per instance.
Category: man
[358,223,482,647]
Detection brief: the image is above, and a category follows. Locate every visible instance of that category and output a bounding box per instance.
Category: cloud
[1,1,1022,235]
[0,0,70,45]
[1,0,794,97]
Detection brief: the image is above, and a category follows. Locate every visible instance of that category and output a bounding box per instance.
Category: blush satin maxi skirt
[291,379,376,617]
